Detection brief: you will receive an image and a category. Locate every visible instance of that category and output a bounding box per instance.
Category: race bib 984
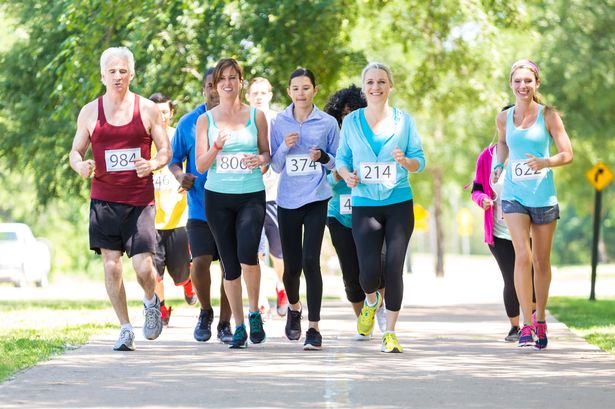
[105,148,140,172]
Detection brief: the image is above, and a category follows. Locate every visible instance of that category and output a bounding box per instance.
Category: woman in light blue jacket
[337,62,425,353]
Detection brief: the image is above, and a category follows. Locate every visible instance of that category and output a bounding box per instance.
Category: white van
[0,223,51,287]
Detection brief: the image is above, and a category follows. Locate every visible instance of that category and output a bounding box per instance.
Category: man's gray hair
[100,47,135,75]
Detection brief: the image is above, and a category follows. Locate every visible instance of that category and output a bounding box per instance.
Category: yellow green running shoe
[381,332,403,353]
[357,292,382,336]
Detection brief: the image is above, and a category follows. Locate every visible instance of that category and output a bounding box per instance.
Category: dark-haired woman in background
[270,68,339,350]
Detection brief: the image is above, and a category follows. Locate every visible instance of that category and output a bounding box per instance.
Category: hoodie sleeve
[335,115,353,172]
[270,115,290,173]
[323,118,339,170]
[404,114,426,173]
[471,148,490,208]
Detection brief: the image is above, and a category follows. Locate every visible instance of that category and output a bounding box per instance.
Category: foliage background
[0,0,613,278]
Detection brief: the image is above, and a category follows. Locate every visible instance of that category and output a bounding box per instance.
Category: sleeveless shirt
[91,94,154,206]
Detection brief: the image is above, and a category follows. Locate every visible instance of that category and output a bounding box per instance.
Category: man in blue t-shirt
[168,68,233,344]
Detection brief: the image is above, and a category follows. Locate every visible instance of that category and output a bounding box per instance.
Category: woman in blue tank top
[195,58,271,349]
[491,59,573,350]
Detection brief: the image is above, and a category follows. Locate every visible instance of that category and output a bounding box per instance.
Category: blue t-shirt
[168,104,208,221]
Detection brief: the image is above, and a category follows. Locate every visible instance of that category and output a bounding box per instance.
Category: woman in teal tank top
[195,58,271,349]
[492,59,573,350]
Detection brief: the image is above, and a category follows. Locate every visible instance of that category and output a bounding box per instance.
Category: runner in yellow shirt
[150,92,194,326]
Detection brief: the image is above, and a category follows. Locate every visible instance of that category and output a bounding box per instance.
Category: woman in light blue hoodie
[270,68,339,350]
[337,62,425,353]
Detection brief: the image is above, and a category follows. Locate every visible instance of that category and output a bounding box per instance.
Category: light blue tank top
[502,105,557,207]
[204,107,265,194]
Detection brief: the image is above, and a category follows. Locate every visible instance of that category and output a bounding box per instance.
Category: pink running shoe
[534,321,548,350]
[518,325,535,347]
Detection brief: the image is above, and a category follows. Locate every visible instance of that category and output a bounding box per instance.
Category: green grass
[0,323,115,382]
[0,297,220,312]
[549,296,615,354]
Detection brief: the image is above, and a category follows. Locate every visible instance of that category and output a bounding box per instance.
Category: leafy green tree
[533,0,615,262]
[350,0,524,275]
[0,0,360,206]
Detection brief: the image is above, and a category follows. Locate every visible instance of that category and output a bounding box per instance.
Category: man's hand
[134,157,154,178]
[77,160,96,178]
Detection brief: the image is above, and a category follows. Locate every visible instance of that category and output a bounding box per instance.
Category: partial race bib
[511,159,546,181]
[153,173,176,191]
[340,194,352,215]
[216,152,251,174]
[495,202,505,225]
[286,154,321,176]
[360,162,396,184]
[105,148,140,172]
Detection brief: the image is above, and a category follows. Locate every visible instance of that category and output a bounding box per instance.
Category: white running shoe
[113,328,135,351]
[352,332,372,341]
[376,304,387,333]
[143,295,163,340]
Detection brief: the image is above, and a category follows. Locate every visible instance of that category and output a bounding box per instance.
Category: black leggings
[278,200,328,322]
[204,189,265,281]
[489,236,535,318]
[327,217,364,304]
[352,200,414,312]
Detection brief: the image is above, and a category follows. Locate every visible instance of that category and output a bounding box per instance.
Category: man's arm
[135,100,171,177]
[69,103,96,178]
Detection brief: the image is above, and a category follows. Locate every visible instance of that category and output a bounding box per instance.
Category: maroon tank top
[90,94,154,205]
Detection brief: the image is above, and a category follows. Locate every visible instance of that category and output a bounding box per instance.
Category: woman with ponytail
[491,59,573,350]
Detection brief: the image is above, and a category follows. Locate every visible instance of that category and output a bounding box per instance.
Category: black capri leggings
[489,236,535,318]
[204,189,265,281]
[327,217,364,304]
[278,200,328,322]
[327,217,385,304]
[352,200,414,312]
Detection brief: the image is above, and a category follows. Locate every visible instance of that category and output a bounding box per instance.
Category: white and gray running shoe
[143,295,163,340]
[352,332,372,341]
[376,304,387,333]
[113,328,135,351]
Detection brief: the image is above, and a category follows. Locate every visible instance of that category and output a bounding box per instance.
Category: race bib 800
[286,154,321,176]
[105,148,140,172]
[359,162,396,184]
[216,152,251,174]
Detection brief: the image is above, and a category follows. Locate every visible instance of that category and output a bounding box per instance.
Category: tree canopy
[1,0,613,272]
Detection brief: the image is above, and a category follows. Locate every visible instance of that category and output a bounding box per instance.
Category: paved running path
[2,304,615,408]
[2,255,615,408]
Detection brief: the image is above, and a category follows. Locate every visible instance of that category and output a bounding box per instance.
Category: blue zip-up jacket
[271,104,339,209]
[168,103,208,221]
[336,107,426,204]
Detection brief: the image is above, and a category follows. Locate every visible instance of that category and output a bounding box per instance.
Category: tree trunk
[433,166,445,277]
